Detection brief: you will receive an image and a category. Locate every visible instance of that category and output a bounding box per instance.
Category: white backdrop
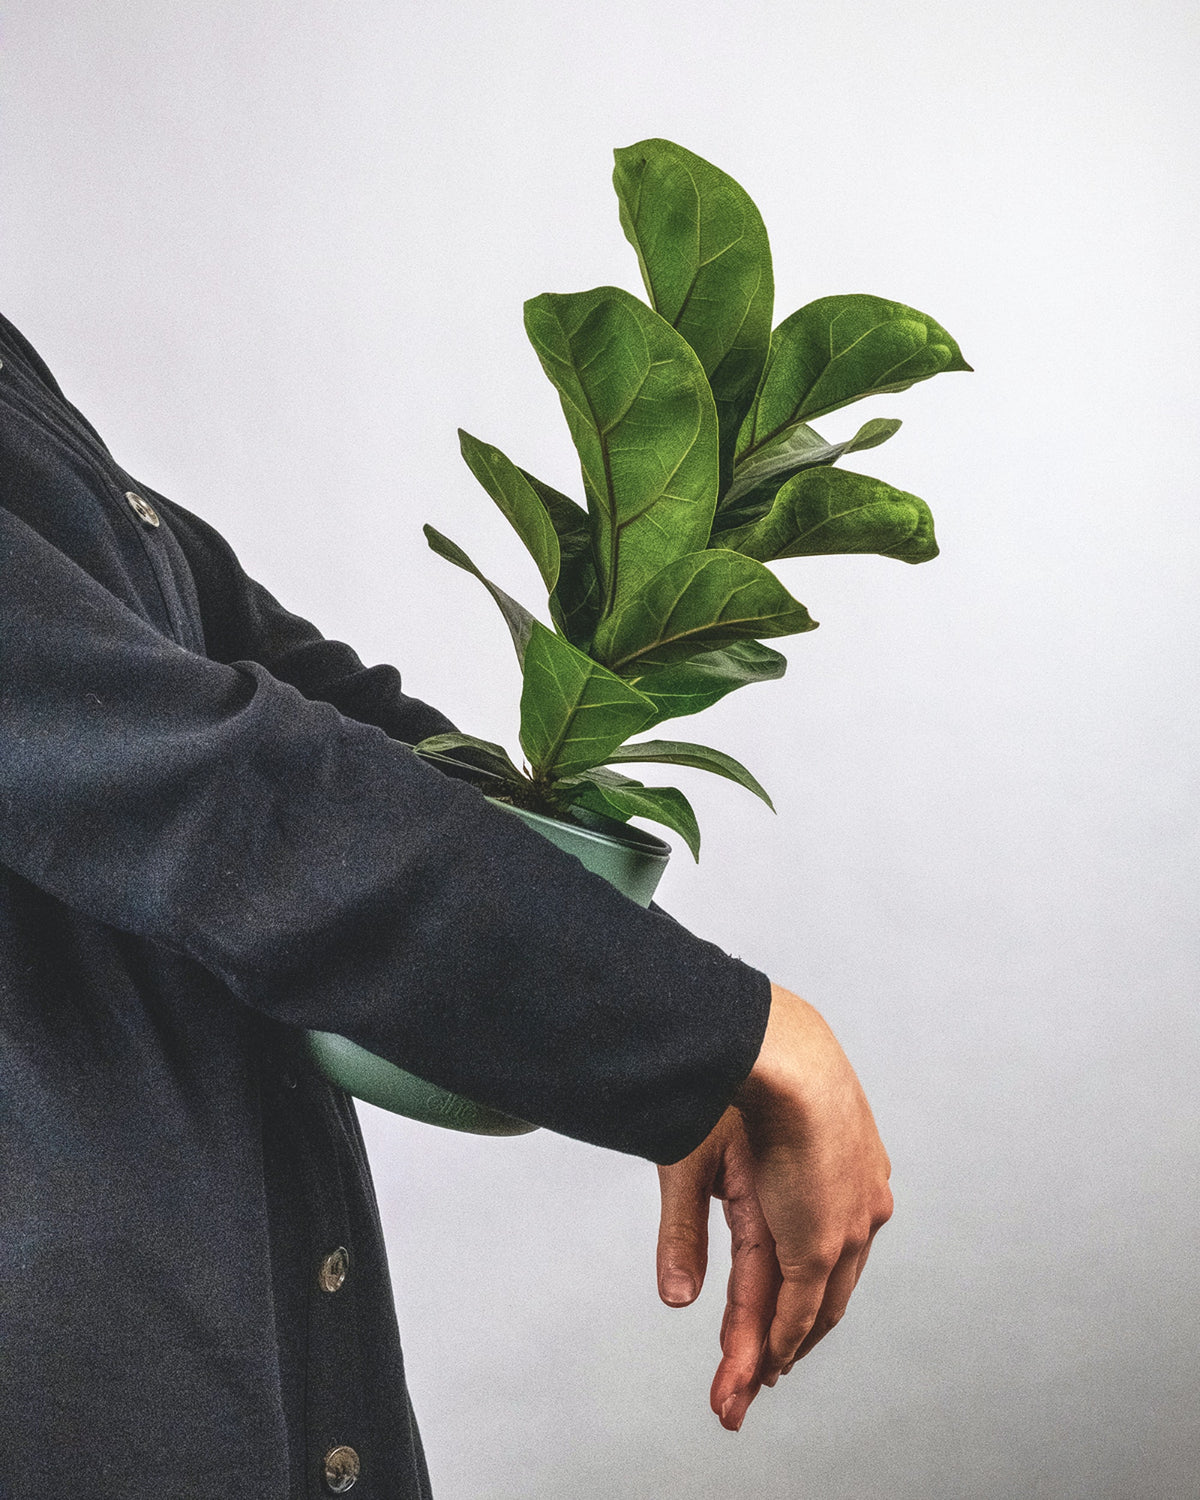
[3,2,1197,1496]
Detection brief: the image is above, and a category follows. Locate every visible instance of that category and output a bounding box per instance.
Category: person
[0,307,892,1499]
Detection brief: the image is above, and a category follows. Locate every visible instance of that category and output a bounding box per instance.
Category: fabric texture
[0,310,772,1499]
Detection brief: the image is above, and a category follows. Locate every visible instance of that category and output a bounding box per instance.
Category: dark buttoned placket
[3,315,468,1496]
[263,1025,376,1497]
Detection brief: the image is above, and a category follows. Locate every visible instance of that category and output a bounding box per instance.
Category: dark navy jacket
[0,311,771,1499]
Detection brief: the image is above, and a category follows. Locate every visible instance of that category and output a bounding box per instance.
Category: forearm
[0,506,771,1162]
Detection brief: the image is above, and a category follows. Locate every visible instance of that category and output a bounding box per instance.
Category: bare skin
[656,984,894,1431]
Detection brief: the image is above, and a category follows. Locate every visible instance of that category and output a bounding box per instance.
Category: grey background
[3,2,1197,1496]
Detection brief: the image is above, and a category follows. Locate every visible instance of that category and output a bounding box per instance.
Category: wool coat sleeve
[0,459,771,1168]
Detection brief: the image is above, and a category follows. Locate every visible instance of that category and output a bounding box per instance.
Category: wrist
[733,983,840,1123]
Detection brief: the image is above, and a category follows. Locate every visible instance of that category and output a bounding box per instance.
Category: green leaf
[613,138,773,490]
[721,416,902,517]
[603,739,773,809]
[423,524,536,662]
[518,620,657,779]
[554,764,641,795]
[523,286,719,616]
[518,468,602,648]
[737,294,971,464]
[569,775,702,861]
[717,466,939,565]
[630,640,788,724]
[592,548,817,672]
[458,430,560,593]
[414,732,526,784]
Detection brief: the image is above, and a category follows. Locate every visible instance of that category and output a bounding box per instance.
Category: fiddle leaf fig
[518,621,657,779]
[720,415,902,519]
[737,294,971,466]
[457,430,560,593]
[717,465,939,564]
[423,138,969,855]
[518,467,601,648]
[422,524,535,662]
[603,739,773,809]
[570,773,702,861]
[628,640,788,726]
[613,138,773,490]
[523,286,719,615]
[591,548,816,672]
[413,732,526,785]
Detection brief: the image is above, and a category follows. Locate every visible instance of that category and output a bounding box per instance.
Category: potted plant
[307,137,970,1132]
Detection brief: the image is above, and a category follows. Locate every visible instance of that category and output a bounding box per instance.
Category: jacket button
[125,490,160,527]
[322,1445,360,1492]
[317,1246,349,1293]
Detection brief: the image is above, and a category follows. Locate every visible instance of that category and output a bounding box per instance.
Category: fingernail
[719,1394,743,1431]
[661,1271,696,1305]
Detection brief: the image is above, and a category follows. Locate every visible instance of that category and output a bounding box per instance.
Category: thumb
[656,1155,714,1308]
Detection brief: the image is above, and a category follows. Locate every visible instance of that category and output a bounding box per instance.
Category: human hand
[655,984,893,1431]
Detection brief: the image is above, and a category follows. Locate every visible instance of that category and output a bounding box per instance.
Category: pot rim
[485,796,672,862]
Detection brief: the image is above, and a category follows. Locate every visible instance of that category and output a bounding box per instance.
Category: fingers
[790,1242,860,1362]
[796,1222,876,1359]
[756,1247,834,1385]
[759,1221,881,1385]
[656,1158,713,1307]
[709,1190,780,1432]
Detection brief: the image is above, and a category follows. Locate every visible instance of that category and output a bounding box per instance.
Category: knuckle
[803,1241,843,1277]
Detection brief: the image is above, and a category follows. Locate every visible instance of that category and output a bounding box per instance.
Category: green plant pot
[305,799,672,1134]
